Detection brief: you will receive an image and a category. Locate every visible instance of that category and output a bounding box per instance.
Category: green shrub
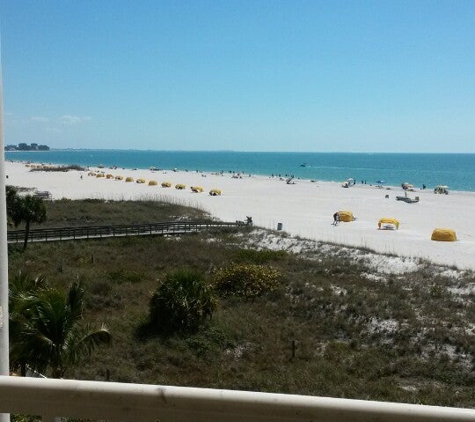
[11,415,41,422]
[214,263,281,299]
[149,270,217,333]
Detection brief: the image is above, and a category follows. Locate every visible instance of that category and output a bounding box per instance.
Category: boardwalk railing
[2,376,475,422]
[7,221,243,244]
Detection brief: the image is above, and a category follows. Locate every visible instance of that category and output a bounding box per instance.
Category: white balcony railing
[1,376,475,422]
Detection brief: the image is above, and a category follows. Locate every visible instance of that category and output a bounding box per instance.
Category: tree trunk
[23,219,30,251]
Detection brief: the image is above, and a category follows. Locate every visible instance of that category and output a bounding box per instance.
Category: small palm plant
[10,278,111,378]
[9,272,47,376]
[149,269,217,334]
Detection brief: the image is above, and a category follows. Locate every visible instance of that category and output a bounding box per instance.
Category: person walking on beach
[332,212,339,226]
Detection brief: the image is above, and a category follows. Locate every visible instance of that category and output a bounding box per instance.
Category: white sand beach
[6,161,475,271]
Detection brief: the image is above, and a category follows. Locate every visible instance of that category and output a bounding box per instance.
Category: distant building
[4,143,50,151]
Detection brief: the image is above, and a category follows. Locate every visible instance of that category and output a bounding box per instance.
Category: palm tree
[10,280,111,378]
[5,185,19,228]
[6,185,18,214]
[8,193,47,250]
[9,272,47,376]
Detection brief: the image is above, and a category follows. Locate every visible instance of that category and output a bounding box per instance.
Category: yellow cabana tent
[338,211,355,222]
[431,228,457,242]
[125,177,134,182]
[191,186,204,193]
[209,189,221,196]
[378,218,399,230]
[96,173,105,178]
[136,178,146,184]
[175,184,186,190]
[115,175,123,180]
[148,180,158,186]
[161,182,172,188]
[106,174,114,179]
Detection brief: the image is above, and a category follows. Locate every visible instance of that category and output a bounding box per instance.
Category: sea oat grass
[7,199,475,408]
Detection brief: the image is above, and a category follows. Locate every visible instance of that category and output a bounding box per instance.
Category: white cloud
[60,115,92,125]
[31,116,49,123]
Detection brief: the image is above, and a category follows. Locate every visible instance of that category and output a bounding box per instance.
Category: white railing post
[0,36,11,422]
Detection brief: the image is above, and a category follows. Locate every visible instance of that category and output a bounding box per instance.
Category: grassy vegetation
[8,199,475,408]
[30,165,86,172]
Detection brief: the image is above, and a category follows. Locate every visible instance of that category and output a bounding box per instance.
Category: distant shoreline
[8,148,475,156]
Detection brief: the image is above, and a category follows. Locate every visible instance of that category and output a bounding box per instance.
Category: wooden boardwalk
[7,221,245,245]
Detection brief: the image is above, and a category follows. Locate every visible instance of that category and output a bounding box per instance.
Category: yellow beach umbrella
[125,177,134,182]
[431,228,457,242]
[161,182,172,188]
[148,180,158,186]
[378,218,399,230]
[209,189,221,196]
[337,211,355,222]
[191,186,204,193]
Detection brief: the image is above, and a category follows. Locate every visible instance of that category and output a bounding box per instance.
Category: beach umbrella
[209,189,222,196]
[434,185,449,194]
[337,211,355,222]
[148,180,158,186]
[175,184,186,190]
[431,228,457,242]
[125,177,134,182]
[191,186,204,193]
[378,218,399,230]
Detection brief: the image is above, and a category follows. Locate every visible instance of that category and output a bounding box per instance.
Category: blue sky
[1,0,474,152]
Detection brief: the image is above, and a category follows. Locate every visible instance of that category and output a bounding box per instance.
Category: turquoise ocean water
[5,150,475,192]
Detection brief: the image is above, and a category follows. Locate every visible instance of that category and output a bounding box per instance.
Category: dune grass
[7,199,475,408]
